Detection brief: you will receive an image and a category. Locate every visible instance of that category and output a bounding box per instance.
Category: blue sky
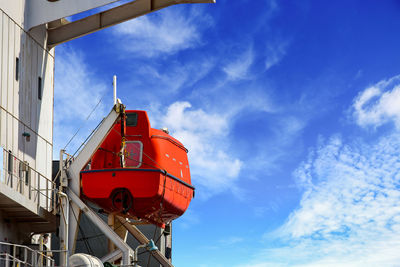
[53,0,400,266]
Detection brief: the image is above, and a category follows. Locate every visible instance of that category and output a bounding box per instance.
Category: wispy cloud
[113,6,212,57]
[265,40,288,71]
[223,46,254,81]
[219,236,244,246]
[134,57,215,95]
[353,74,400,129]
[244,132,400,266]
[53,46,110,157]
[222,39,288,81]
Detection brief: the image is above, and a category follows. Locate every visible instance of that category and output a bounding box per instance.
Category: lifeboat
[80,110,194,227]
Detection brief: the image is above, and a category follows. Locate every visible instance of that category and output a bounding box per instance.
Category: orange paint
[81,110,194,227]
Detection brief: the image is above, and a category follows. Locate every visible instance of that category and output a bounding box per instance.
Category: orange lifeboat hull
[80,110,194,227]
[81,168,194,226]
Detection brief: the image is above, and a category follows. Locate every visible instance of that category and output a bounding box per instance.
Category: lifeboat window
[126,113,138,127]
[124,141,143,168]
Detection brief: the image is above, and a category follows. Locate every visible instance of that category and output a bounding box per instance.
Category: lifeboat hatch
[124,141,143,168]
[81,110,194,227]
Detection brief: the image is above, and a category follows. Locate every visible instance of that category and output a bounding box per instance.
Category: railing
[0,242,55,267]
[0,147,56,213]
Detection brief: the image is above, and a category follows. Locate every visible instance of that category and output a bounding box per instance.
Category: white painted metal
[69,253,103,267]
[116,216,174,267]
[47,0,215,47]
[58,190,69,267]
[26,0,215,31]
[134,243,148,267]
[100,249,123,263]
[66,105,120,255]
[0,241,55,266]
[0,7,54,224]
[67,106,120,186]
[25,0,121,30]
[113,75,117,105]
[0,0,25,25]
[68,190,133,266]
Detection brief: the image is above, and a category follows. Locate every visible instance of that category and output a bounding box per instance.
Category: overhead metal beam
[47,18,70,29]
[25,0,121,30]
[47,0,215,48]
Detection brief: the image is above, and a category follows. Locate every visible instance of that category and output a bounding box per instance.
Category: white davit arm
[64,102,123,256]
[67,103,122,193]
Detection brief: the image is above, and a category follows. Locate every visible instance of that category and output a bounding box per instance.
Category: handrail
[81,168,196,190]
[0,147,56,212]
[151,135,188,153]
[0,241,55,267]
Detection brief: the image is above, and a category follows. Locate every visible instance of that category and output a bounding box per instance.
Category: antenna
[113,75,117,105]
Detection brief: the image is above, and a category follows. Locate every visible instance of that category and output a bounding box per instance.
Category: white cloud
[223,47,254,81]
[222,39,288,81]
[113,7,212,57]
[218,236,244,246]
[245,132,400,266]
[147,94,303,201]
[153,101,243,198]
[135,57,214,94]
[265,40,288,71]
[353,74,400,129]
[54,46,110,157]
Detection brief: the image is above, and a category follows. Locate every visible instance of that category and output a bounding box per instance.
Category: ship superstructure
[0,1,213,266]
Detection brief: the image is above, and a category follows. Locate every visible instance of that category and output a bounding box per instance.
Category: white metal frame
[59,104,121,266]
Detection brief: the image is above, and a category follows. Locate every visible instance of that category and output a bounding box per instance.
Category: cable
[154,231,163,245]
[64,97,103,151]
[71,115,105,159]
[70,205,94,255]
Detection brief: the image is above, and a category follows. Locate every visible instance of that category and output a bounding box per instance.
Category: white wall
[0,0,25,26]
[0,6,54,211]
